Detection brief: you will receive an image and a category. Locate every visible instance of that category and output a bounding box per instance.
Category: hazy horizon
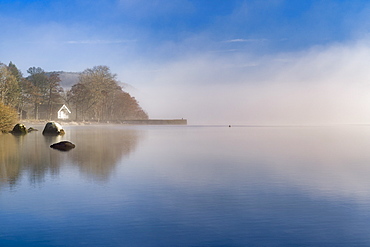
[2,0,370,125]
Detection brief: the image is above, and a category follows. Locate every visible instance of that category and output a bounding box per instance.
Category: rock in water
[11,123,28,135]
[50,141,75,151]
[42,121,65,135]
[27,127,38,132]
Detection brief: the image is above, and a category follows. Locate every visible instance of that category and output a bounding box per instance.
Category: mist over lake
[3,1,370,246]
[1,124,370,246]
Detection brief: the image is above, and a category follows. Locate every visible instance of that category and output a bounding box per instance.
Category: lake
[1,124,370,246]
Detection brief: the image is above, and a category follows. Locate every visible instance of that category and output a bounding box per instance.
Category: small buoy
[229,125,231,127]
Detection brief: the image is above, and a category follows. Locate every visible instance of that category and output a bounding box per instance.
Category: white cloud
[224,38,268,43]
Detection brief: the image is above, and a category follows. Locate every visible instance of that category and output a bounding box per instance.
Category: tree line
[0,62,148,130]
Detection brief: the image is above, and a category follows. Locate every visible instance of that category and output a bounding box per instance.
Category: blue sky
[2,0,370,124]
[1,0,363,62]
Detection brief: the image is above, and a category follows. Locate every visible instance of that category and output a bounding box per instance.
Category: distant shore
[21,119,187,126]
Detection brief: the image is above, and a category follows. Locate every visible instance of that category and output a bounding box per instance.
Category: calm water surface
[1,125,370,246]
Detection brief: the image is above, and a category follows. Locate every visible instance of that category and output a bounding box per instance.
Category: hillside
[49,71,134,91]
[47,71,80,89]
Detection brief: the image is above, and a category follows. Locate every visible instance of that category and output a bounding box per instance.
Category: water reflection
[0,134,21,186]
[67,126,142,181]
[2,126,370,246]
[0,125,143,186]
[135,126,370,203]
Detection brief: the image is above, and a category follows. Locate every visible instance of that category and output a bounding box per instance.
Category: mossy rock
[42,122,65,136]
[11,123,28,135]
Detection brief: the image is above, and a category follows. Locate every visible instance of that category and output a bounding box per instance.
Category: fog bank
[122,40,370,125]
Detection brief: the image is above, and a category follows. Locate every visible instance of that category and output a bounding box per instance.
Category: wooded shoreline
[21,119,187,126]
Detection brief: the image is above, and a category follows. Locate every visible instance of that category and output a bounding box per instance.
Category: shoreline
[21,118,188,126]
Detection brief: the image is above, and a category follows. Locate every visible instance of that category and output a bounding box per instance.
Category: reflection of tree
[0,134,21,187]
[0,131,64,186]
[0,126,142,186]
[24,134,64,184]
[68,126,142,181]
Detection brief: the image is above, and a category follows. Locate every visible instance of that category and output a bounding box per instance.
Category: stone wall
[122,119,187,125]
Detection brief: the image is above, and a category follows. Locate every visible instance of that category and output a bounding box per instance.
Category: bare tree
[68,65,148,121]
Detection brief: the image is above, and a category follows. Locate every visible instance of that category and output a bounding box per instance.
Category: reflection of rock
[11,123,27,135]
[50,141,75,151]
[42,122,65,136]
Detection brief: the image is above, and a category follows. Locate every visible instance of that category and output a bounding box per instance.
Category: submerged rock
[27,127,38,132]
[50,141,75,151]
[42,121,65,136]
[11,123,28,135]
